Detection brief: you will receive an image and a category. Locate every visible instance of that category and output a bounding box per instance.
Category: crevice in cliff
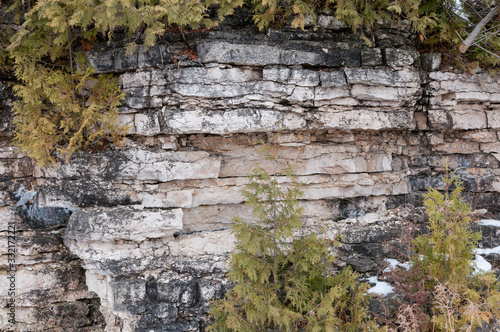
[173,227,230,238]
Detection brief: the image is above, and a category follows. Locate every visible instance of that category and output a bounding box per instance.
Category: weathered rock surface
[1,10,500,332]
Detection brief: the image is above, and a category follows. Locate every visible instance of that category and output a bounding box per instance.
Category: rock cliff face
[1,12,500,332]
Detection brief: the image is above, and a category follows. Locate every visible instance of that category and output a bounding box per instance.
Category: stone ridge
[119,65,420,135]
[1,20,500,332]
[111,39,421,135]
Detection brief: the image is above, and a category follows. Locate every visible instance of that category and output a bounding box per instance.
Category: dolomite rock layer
[1,13,500,332]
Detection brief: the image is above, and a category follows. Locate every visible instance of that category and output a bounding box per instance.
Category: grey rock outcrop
[1,10,499,332]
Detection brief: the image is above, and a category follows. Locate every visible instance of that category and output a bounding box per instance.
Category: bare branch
[472,41,500,60]
[474,27,500,43]
[460,2,500,53]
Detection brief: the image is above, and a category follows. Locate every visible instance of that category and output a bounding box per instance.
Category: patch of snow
[15,186,37,206]
[367,276,394,296]
[472,255,492,275]
[385,259,399,269]
[475,246,500,256]
[50,229,64,234]
[478,219,500,227]
[384,258,410,272]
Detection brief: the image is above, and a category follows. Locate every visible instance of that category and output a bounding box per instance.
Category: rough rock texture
[1,11,500,332]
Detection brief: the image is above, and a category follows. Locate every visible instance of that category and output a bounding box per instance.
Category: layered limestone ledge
[0,204,105,331]
[64,207,183,276]
[118,65,422,134]
[1,17,500,332]
[426,71,500,130]
[34,149,222,183]
[64,208,233,331]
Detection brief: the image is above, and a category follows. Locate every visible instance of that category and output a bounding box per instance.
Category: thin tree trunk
[460,2,500,53]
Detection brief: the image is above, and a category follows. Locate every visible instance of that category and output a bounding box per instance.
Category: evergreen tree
[385,170,500,331]
[208,143,374,332]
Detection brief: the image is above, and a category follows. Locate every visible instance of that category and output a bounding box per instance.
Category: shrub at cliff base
[384,171,500,332]
[208,144,376,332]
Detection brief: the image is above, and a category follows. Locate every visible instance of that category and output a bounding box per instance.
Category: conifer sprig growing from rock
[208,140,374,332]
[385,169,500,331]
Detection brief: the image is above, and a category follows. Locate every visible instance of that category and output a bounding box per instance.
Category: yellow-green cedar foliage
[416,0,500,67]
[252,0,500,66]
[208,145,374,331]
[7,0,244,167]
[11,63,126,168]
[8,0,124,167]
[389,171,500,331]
